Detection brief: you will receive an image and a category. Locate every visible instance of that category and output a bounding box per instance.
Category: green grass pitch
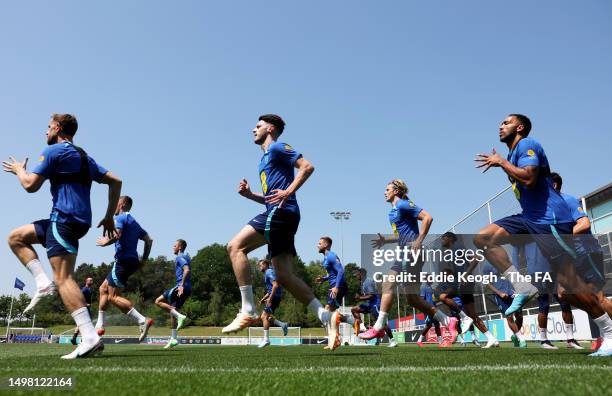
[1,343,611,395]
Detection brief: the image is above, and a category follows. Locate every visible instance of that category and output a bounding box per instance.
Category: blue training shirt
[420,283,435,305]
[258,141,302,214]
[175,252,191,289]
[264,268,282,298]
[361,277,381,306]
[32,142,108,226]
[114,213,148,261]
[388,198,422,247]
[322,251,345,288]
[506,138,573,225]
[81,286,92,305]
[561,192,601,255]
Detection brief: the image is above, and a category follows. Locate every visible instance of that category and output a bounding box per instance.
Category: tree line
[1,243,405,329]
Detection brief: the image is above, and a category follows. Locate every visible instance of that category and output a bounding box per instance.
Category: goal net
[6,327,50,343]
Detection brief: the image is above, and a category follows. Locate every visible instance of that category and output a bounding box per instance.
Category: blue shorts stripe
[111,263,125,288]
[264,207,278,243]
[51,221,77,254]
[168,286,178,303]
[550,225,577,260]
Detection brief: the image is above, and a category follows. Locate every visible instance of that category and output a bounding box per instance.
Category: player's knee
[473,233,490,249]
[226,239,242,256]
[7,230,22,249]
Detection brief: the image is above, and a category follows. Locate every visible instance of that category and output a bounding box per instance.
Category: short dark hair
[259,259,271,267]
[441,232,457,243]
[177,239,187,251]
[320,236,333,247]
[551,172,562,191]
[508,114,532,136]
[51,113,78,136]
[121,195,133,210]
[259,114,285,135]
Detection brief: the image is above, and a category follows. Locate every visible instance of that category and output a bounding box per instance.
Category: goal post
[247,327,301,345]
[5,327,49,343]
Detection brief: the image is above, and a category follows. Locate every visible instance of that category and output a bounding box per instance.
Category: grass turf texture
[1,343,610,395]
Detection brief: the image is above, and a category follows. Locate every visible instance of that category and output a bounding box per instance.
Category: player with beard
[4,113,121,359]
[474,113,612,356]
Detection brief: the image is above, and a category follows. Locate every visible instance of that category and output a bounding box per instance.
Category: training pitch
[1,343,611,395]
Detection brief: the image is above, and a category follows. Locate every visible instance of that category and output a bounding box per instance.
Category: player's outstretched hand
[96,236,109,247]
[265,189,289,208]
[97,216,116,239]
[474,148,503,173]
[371,233,386,249]
[2,156,28,175]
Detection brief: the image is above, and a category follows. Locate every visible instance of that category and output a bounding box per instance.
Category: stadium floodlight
[329,212,351,263]
[329,211,351,309]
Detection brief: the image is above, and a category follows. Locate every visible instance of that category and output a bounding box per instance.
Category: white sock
[170,309,181,319]
[417,335,423,342]
[307,299,327,322]
[26,259,52,288]
[593,313,612,339]
[374,311,388,331]
[95,311,105,328]
[503,265,536,295]
[437,336,443,343]
[263,329,269,342]
[239,285,255,315]
[516,331,526,341]
[459,311,468,319]
[484,331,496,342]
[127,307,146,324]
[273,319,286,327]
[539,327,548,341]
[171,328,177,339]
[433,310,449,326]
[71,307,98,345]
[564,323,575,340]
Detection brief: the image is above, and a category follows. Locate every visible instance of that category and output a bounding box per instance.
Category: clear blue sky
[1,1,611,296]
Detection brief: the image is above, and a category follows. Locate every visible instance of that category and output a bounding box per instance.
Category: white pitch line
[1,364,611,375]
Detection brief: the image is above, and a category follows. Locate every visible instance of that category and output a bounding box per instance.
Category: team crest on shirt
[527,149,535,157]
[284,144,293,152]
[39,156,44,162]
[578,207,584,213]
[409,202,415,207]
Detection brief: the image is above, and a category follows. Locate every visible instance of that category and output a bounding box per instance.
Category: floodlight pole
[330,211,351,309]
[5,292,14,339]
[329,211,351,264]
